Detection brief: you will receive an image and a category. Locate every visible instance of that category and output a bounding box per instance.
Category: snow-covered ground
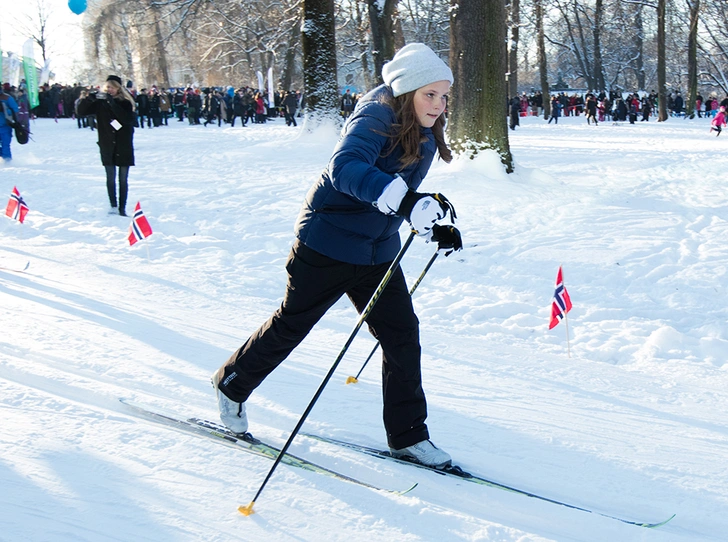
[1,112,726,541]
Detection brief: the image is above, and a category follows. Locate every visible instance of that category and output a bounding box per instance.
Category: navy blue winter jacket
[295,85,437,265]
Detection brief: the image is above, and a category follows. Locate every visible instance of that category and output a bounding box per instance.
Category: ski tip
[398,482,418,495]
[644,513,676,529]
[238,501,256,516]
[345,376,358,385]
[22,262,30,271]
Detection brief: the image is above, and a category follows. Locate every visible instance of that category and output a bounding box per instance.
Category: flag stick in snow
[564,303,571,358]
[346,248,440,384]
[238,231,417,516]
[562,264,571,358]
[549,264,573,355]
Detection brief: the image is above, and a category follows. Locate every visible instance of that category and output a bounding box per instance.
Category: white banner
[8,52,21,87]
[256,71,264,93]
[40,58,52,85]
[267,66,274,106]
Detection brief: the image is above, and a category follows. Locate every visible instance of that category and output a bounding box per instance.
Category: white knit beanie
[381,43,454,98]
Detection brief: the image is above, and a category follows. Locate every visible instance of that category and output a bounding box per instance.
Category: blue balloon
[68,0,87,15]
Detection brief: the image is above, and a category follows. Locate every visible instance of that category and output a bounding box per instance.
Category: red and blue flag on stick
[548,265,572,330]
[5,187,29,223]
[128,202,153,246]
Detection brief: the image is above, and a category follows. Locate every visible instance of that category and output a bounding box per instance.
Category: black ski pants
[105,165,128,212]
[217,240,430,450]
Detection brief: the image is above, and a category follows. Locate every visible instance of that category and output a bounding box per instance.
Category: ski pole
[345,248,440,385]
[238,230,417,516]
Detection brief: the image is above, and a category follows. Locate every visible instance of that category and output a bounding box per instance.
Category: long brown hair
[381,90,452,170]
[104,79,136,111]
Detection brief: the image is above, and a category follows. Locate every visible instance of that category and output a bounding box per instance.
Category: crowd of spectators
[2,79,727,132]
[0,81,312,129]
[0,81,351,129]
[512,89,728,124]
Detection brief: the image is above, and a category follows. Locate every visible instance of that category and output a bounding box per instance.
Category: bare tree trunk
[116,12,137,87]
[367,0,385,83]
[351,0,374,89]
[634,5,645,90]
[393,11,405,51]
[381,0,397,61]
[449,0,486,156]
[151,15,171,87]
[281,18,301,91]
[367,0,399,83]
[657,0,668,121]
[573,4,594,89]
[449,0,512,171]
[557,1,592,90]
[302,0,339,120]
[508,0,520,99]
[686,0,700,118]
[593,0,605,91]
[360,50,373,90]
[535,0,550,119]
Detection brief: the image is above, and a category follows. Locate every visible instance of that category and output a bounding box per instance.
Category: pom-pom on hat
[106,75,122,85]
[382,43,453,98]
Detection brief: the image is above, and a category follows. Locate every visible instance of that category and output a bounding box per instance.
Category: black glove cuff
[431,224,463,252]
[397,190,421,220]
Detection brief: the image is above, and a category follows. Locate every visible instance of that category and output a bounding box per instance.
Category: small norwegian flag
[549,266,573,330]
[128,202,153,246]
[5,187,29,224]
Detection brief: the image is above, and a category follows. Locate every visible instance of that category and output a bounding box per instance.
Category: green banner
[23,40,39,109]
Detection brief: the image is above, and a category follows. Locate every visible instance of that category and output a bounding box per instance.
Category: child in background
[710,106,726,136]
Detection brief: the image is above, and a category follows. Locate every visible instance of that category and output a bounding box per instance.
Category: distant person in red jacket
[710,106,726,136]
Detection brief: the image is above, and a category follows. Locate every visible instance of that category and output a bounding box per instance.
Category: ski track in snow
[1,115,727,541]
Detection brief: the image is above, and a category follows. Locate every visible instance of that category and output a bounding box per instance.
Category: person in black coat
[187,90,202,125]
[282,90,298,126]
[509,96,520,130]
[615,98,628,122]
[673,92,684,116]
[148,88,162,127]
[77,75,136,216]
[231,89,246,127]
[204,91,222,126]
[173,89,185,121]
[135,89,150,128]
[641,97,652,121]
[585,94,598,125]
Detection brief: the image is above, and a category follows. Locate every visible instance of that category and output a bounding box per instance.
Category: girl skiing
[212,43,462,468]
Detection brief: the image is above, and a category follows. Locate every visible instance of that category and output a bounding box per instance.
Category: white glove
[375,175,408,215]
[398,191,457,236]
